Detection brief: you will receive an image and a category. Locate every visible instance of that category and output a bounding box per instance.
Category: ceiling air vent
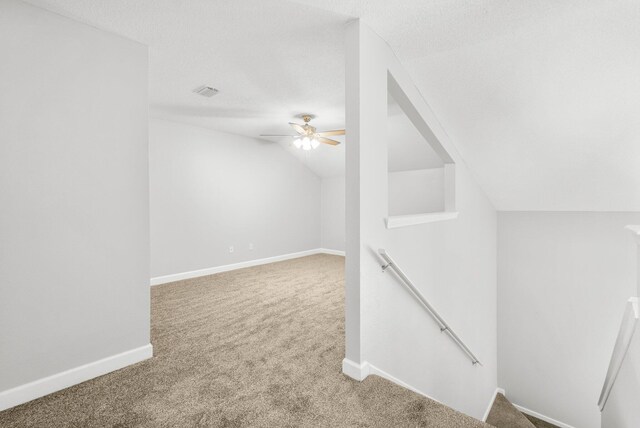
[192,85,219,97]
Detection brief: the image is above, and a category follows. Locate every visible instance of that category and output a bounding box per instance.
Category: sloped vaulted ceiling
[24,0,640,211]
[293,0,640,211]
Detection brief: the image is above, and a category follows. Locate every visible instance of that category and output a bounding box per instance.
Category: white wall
[321,176,345,252]
[150,119,321,278]
[369,164,498,418]
[388,168,444,216]
[345,21,497,419]
[0,0,149,404]
[498,212,640,428]
[321,168,445,252]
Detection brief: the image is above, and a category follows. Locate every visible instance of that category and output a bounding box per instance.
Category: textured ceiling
[23,0,640,210]
[22,0,350,177]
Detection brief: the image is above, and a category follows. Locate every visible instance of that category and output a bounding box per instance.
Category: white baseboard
[344,359,499,421]
[320,248,345,256]
[0,344,153,412]
[367,364,443,406]
[514,403,576,428]
[482,387,505,421]
[342,359,440,404]
[150,248,344,286]
[342,358,370,381]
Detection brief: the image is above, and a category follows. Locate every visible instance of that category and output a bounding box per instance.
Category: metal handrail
[598,297,639,411]
[378,249,482,366]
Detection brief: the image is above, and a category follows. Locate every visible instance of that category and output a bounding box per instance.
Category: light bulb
[293,138,302,148]
[311,138,320,149]
[302,137,312,151]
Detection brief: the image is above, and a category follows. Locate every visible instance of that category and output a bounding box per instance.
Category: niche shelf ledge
[626,225,640,235]
[385,211,459,229]
[626,225,640,244]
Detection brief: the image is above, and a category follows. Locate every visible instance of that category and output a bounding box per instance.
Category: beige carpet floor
[525,414,561,428]
[485,394,559,428]
[486,394,535,428]
[0,254,490,427]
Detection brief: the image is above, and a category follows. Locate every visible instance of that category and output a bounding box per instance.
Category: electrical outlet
[229,246,234,253]
[249,243,254,250]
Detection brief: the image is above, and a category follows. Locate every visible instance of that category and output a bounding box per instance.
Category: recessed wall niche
[386,72,457,228]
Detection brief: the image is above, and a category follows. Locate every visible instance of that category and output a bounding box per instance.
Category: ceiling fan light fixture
[262,114,343,150]
[301,137,312,151]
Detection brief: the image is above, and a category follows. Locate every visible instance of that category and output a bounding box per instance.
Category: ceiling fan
[260,114,344,150]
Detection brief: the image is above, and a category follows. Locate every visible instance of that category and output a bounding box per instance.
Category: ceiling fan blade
[317,129,345,137]
[259,134,297,137]
[317,137,340,146]
[288,122,306,135]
